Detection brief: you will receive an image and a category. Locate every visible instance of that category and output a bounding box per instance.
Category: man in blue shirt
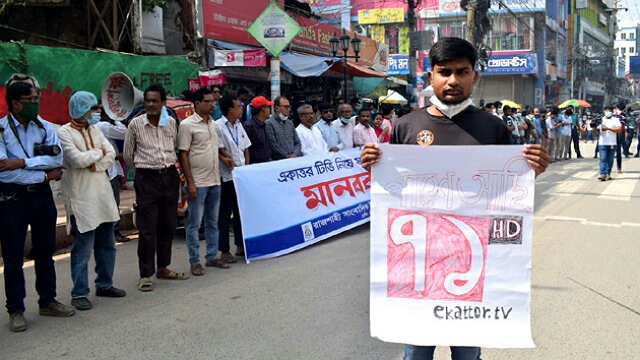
[0,81,75,332]
[314,102,343,152]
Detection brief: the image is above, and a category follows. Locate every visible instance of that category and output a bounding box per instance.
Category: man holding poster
[361,38,549,359]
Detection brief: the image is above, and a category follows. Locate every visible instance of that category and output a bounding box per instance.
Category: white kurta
[58,122,120,234]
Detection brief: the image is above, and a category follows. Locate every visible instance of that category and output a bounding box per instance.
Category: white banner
[370,145,535,348]
[233,148,370,262]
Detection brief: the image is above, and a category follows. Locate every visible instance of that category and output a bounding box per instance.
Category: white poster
[370,145,536,348]
[233,148,370,262]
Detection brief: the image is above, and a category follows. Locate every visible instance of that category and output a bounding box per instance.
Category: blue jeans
[598,145,616,176]
[186,185,221,264]
[404,345,481,360]
[70,216,116,298]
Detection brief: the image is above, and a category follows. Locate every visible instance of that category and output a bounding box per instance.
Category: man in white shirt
[352,108,378,147]
[332,104,355,149]
[94,109,128,243]
[296,104,327,156]
[215,94,251,262]
[596,106,623,181]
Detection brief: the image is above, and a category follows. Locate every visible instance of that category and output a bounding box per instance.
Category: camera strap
[7,113,47,159]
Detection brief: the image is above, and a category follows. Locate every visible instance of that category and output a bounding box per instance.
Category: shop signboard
[358,8,404,24]
[423,53,537,75]
[387,54,410,75]
[202,0,284,46]
[438,0,544,15]
[212,49,267,67]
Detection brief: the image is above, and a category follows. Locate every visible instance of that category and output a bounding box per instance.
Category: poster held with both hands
[370,144,536,348]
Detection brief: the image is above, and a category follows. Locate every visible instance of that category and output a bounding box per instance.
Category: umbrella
[500,100,521,109]
[378,90,408,105]
[558,99,591,108]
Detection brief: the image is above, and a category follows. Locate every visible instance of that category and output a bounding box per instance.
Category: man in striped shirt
[124,84,188,292]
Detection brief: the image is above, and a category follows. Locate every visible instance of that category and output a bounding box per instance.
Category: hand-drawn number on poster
[387,208,523,302]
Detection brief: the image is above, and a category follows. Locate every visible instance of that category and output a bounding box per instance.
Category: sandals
[156,270,190,280]
[220,252,237,264]
[205,259,231,269]
[138,278,153,292]
[190,263,205,276]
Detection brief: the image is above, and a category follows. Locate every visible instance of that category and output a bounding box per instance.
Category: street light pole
[330,29,361,104]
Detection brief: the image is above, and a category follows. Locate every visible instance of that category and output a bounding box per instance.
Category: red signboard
[201,0,381,67]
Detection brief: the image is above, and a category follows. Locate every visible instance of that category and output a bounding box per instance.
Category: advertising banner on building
[247,2,302,57]
[233,148,371,262]
[423,53,537,75]
[0,43,197,125]
[370,145,535,348]
[212,49,267,67]
[438,0,544,15]
[387,54,410,75]
[358,8,404,24]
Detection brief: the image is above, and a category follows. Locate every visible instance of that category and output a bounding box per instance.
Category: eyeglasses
[19,96,40,103]
[300,112,314,116]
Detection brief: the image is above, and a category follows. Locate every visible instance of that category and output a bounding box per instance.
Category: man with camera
[0,81,75,332]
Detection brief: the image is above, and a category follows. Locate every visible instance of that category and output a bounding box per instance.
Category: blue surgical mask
[159,106,169,127]
[88,112,101,125]
[605,111,612,118]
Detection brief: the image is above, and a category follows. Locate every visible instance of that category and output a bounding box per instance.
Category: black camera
[33,143,61,156]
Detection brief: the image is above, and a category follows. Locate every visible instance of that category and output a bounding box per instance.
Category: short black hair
[429,37,478,68]
[192,88,212,104]
[144,84,167,102]
[549,109,559,115]
[484,103,494,110]
[502,105,511,113]
[273,96,288,107]
[358,107,370,116]
[494,101,502,108]
[238,88,249,96]
[6,82,34,112]
[220,93,239,117]
[181,90,195,102]
[380,103,394,116]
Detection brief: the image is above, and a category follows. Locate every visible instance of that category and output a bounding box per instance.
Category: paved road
[1,142,639,359]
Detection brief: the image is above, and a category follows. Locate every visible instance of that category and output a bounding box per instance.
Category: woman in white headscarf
[58,91,126,311]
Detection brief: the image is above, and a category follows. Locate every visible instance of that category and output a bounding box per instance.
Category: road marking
[542,180,587,196]
[598,173,638,201]
[534,215,640,228]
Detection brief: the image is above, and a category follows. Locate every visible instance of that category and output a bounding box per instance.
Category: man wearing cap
[58,91,126,311]
[244,96,273,164]
[265,96,302,160]
[314,102,343,152]
[0,81,74,332]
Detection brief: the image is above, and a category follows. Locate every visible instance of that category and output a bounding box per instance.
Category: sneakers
[71,297,92,311]
[39,300,76,317]
[96,286,126,298]
[598,175,607,181]
[606,175,613,180]
[9,312,27,332]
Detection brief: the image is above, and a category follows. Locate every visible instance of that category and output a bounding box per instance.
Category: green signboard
[247,2,302,57]
[0,42,198,124]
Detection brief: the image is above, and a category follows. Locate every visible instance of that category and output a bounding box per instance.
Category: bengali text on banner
[233,148,370,263]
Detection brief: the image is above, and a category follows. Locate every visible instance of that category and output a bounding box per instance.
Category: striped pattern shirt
[124,114,177,169]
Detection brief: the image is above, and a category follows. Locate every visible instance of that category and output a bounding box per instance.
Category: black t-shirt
[390,106,511,146]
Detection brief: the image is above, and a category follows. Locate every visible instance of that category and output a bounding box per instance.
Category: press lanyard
[7,114,32,158]
[225,121,238,147]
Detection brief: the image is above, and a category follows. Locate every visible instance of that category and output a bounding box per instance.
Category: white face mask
[278,112,288,121]
[604,111,612,118]
[430,95,474,119]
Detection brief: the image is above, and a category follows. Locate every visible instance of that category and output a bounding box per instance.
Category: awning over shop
[331,61,388,78]
[212,40,258,51]
[279,52,334,77]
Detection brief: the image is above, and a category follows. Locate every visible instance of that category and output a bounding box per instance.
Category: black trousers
[571,127,582,157]
[134,168,179,278]
[110,175,121,232]
[0,183,57,313]
[616,135,623,171]
[218,180,243,254]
